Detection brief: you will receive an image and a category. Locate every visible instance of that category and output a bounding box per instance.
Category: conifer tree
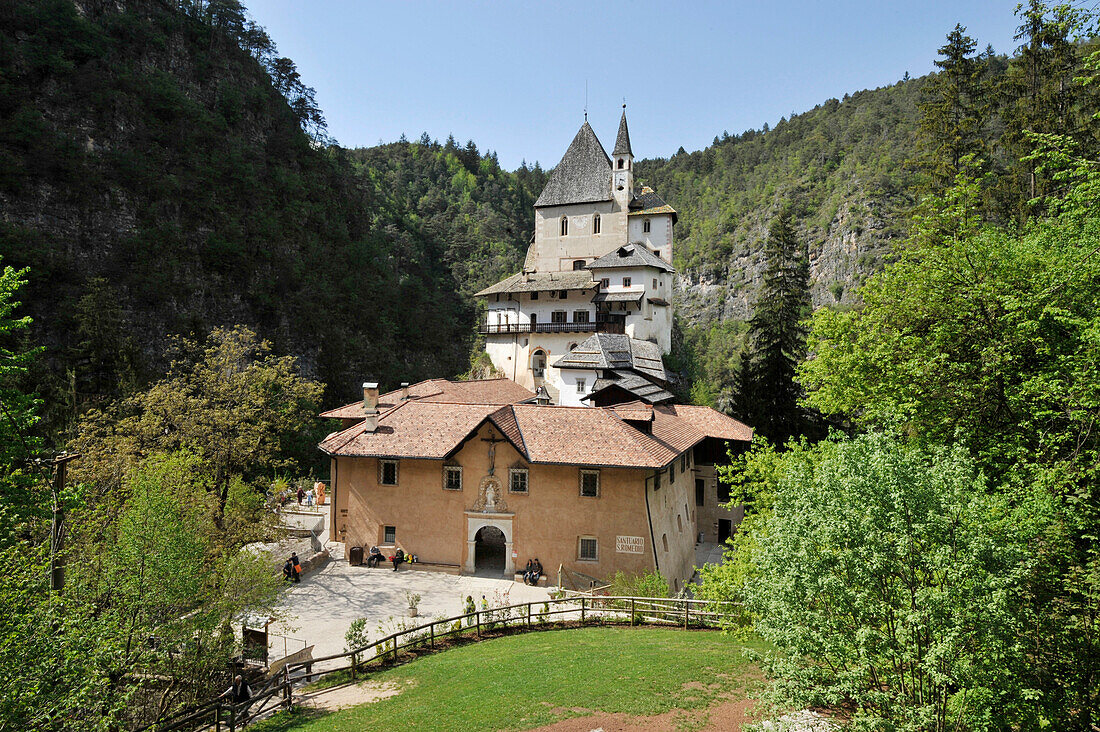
[917,24,989,193]
[748,207,811,445]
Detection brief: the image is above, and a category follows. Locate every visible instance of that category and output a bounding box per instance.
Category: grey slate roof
[613,110,632,156]
[587,243,675,273]
[592,291,644,303]
[475,270,598,297]
[628,186,678,223]
[551,333,668,383]
[534,122,612,208]
[584,370,676,404]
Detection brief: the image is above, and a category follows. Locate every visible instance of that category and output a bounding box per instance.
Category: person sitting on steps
[367,545,382,568]
[392,548,404,572]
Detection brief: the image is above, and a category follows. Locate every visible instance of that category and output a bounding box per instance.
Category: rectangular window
[622,277,631,288]
[580,469,600,498]
[573,310,589,323]
[379,460,398,486]
[560,290,568,299]
[444,465,462,491]
[509,468,529,493]
[695,478,705,507]
[531,291,539,300]
[718,482,730,504]
[653,278,658,289]
[654,470,661,491]
[578,536,598,561]
[384,525,396,543]
[576,378,586,394]
[551,310,566,324]
[600,278,610,290]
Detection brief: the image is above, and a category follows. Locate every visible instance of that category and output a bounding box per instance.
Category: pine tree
[748,207,811,445]
[917,24,989,193]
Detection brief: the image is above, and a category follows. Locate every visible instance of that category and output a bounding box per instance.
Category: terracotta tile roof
[319,401,505,459]
[657,404,754,443]
[319,378,534,420]
[320,396,753,469]
[508,404,673,468]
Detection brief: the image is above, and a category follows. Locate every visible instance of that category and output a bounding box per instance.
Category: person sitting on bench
[527,558,543,585]
[392,548,404,572]
[522,559,534,584]
[367,545,382,568]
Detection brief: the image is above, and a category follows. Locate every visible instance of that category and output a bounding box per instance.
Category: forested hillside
[0,0,539,436]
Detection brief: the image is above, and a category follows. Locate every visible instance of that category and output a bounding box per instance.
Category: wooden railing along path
[140,595,735,732]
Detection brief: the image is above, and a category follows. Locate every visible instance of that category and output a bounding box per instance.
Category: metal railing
[478,320,625,335]
[141,595,736,731]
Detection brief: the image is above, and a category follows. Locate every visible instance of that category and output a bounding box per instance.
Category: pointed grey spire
[612,106,632,156]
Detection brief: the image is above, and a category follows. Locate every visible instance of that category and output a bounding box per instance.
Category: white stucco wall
[530,200,627,272]
[556,368,599,407]
[627,214,673,264]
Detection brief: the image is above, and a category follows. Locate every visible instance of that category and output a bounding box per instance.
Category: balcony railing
[478,320,625,335]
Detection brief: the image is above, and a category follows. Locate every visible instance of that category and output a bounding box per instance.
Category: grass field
[251,626,764,732]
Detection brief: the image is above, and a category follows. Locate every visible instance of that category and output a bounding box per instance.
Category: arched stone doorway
[473,525,506,574]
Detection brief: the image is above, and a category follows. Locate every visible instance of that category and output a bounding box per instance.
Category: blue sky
[248,1,1022,170]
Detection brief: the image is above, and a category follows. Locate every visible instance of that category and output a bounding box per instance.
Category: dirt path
[297,679,409,711]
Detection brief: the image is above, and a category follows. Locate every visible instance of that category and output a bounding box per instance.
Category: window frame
[560,216,568,236]
[579,469,600,498]
[443,465,463,491]
[384,525,396,543]
[509,467,529,494]
[576,378,586,394]
[551,310,567,324]
[593,213,601,234]
[622,277,632,288]
[695,478,705,507]
[578,536,599,562]
[379,459,399,486]
[643,218,651,233]
[600,278,610,290]
[573,310,590,324]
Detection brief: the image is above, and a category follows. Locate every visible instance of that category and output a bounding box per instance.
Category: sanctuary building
[319,111,751,591]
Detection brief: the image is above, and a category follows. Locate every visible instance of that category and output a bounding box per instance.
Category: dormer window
[593,214,601,234]
[643,218,651,233]
[560,216,568,236]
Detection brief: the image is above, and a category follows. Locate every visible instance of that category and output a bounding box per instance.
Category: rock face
[675,187,909,325]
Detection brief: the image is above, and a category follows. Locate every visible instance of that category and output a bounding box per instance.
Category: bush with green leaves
[718,432,1050,731]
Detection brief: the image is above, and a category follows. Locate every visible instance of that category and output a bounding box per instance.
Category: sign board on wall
[616,535,645,554]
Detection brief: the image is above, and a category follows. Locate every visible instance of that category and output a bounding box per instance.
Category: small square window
[580,469,600,498]
[622,277,631,288]
[531,291,539,301]
[379,460,398,486]
[576,378,586,394]
[384,525,396,543]
[578,537,598,561]
[444,466,462,491]
[509,468,528,494]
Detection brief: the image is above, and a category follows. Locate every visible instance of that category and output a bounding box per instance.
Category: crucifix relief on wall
[481,430,506,476]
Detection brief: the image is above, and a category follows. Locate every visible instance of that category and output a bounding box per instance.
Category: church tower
[612,106,633,208]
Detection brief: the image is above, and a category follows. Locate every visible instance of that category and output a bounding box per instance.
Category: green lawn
[253,627,764,731]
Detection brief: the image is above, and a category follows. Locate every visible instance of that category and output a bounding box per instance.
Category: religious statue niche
[471,475,508,514]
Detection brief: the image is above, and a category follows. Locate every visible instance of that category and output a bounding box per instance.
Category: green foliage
[608,570,670,599]
[344,617,371,653]
[738,433,1050,731]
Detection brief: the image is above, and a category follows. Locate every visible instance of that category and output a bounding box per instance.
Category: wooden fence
[140,595,735,731]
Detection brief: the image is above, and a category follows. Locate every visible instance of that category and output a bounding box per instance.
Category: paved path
[270,544,552,666]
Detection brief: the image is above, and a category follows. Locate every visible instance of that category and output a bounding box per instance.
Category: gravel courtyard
[269,542,552,666]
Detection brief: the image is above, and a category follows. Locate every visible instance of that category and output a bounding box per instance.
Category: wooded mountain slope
[0,0,536,432]
[636,78,928,325]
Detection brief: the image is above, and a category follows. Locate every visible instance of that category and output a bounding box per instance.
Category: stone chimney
[400,382,410,401]
[362,382,379,432]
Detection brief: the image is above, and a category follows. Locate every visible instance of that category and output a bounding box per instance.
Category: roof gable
[534,122,612,208]
[586,243,674,273]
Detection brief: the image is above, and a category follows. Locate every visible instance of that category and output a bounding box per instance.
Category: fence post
[228,702,236,732]
[285,665,293,710]
[393,634,399,664]
[214,702,222,732]
[430,622,435,650]
[631,597,636,626]
[351,651,358,680]
[581,596,586,624]
[476,610,481,638]
[527,602,532,628]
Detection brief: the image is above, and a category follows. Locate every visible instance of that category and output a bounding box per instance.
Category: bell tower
[612,105,633,206]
